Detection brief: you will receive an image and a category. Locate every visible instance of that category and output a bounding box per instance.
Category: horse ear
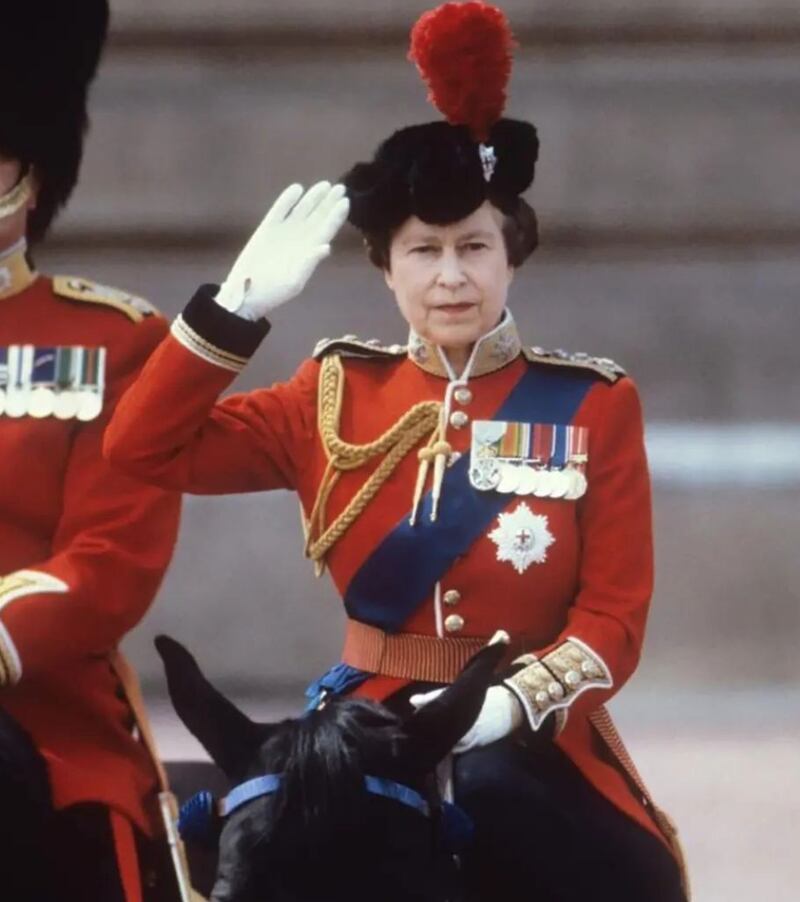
[402,632,510,769]
[154,635,268,782]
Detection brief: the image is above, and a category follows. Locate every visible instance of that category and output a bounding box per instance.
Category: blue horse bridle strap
[221,774,282,817]
[364,775,430,817]
[180,772,471,853]
[218,773,430,819]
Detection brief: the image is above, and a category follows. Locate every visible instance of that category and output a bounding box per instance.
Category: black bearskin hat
[1,1,110,244]
[345,118,538,234]
[343,2,538,237]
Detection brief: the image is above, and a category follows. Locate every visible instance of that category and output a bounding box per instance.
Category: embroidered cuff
[504,637,612,732]
[171,284,271,372]
[0,570,69,612]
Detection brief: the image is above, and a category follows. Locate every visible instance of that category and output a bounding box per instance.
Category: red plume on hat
[343,1,537,245]
[409,1,516,144]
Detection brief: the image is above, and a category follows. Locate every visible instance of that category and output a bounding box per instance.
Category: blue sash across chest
[343,365,597,632]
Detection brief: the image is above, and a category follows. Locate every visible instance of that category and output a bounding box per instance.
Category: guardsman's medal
[0,345,107,421]
[28,347,58,418]
[5,344,32,418]
[53,347,81,420]
[76,347,106,422]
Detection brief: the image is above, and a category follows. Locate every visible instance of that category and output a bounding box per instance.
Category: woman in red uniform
[1,3,183,900]
[106,4,687,899]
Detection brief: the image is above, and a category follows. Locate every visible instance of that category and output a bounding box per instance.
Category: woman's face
[385,202,514,354]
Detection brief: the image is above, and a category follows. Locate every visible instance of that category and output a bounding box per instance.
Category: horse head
[155,633,508,902]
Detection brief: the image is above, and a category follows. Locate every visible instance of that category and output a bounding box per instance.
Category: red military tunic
[0,243,181,835]
[105,285,671,849]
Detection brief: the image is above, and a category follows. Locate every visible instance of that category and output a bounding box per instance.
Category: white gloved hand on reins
[215,181,350,321]
[409,685,524,755]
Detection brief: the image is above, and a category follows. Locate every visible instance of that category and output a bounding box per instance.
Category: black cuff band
[182,284,271,359]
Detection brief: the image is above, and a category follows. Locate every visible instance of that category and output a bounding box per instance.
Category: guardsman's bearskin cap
[1,1,110,244]
[343,2,538,236]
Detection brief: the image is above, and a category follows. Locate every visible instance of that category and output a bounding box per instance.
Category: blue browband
[221,773,284,817]
[220,773,430,818]
[178,772,474,851]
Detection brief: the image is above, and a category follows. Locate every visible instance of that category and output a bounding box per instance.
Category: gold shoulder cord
[304,354,442,574]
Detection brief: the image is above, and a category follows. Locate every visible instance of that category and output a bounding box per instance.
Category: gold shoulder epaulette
[522,346,625,383]
[312,334,407,361]
[53,276,161,324]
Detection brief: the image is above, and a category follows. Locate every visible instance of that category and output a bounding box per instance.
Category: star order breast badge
[488,502,555,574]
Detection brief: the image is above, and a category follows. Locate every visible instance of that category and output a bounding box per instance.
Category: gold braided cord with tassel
[304,354,442,572]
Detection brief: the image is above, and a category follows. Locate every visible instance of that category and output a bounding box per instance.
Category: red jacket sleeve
[104,285,319,495]
[0,316,182,685]
[506,376,654,730]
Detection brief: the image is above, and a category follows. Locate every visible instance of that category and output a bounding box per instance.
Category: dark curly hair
[362,195,538,271]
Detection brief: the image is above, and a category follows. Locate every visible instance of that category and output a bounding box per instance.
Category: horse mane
[277,698,404,828]
[249,698,410,884]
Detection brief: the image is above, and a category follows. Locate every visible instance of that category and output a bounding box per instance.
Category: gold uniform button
[444,613,465,633]
[449,410,469,429]
[548,681,565,701]
[454,387,472,405]
[581,659,599,678]
[443,589,461,606]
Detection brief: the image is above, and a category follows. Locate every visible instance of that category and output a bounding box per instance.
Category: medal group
[0,344,106,420]
[470,420,589,499]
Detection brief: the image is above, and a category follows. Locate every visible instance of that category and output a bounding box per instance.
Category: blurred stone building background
[38,2,798,898]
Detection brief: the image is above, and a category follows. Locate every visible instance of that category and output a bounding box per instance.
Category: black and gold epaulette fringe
[312,334,407,361]
[522,346,625,383]
[53,276,161,324]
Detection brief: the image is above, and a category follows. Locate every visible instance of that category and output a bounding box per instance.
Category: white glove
[215,181,349,321]
[409,685,524,754]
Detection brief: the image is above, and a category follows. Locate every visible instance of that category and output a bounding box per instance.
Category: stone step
[51,51,800,246]
[38,249,800,423]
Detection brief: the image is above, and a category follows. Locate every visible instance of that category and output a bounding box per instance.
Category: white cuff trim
[0,620,22,684]
[171,314,247,373]
[0,569,69,613]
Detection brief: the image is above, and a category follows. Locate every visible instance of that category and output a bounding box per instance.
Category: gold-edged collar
[407,309,522,379]
[0,240,36,300]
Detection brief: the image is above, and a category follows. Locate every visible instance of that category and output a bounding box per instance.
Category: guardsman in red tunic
[106,4,688,900]
[0,3,184,900]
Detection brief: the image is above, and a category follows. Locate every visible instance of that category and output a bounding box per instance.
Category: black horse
[155,635,508,902]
